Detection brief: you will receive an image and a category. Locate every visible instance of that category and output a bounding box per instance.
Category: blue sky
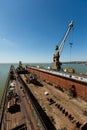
[0,0,87,63]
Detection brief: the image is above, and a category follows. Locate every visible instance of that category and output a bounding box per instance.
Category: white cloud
[0,36,17,48]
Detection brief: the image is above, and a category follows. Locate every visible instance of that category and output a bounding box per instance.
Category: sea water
[0,63,87,103]
[0,64,10,101]
[0,63,18,102]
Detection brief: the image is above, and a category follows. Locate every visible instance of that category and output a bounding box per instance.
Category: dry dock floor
[21,74,87,130]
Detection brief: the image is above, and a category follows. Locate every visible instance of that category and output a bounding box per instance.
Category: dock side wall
[27,67,87,101]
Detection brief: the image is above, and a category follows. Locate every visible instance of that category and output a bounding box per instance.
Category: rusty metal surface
[20,72,87,130]
[0,66,41,130]
[1,65,87,130]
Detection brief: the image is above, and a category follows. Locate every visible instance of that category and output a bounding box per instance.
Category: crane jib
[53,20,74,71]
[58,20,74,55]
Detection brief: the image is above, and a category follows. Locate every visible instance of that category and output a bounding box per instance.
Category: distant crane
[53,20,74,71]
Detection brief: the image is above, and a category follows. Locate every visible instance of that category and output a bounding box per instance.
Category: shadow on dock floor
[8,104,21,114]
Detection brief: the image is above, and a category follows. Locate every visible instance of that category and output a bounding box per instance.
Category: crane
[53,20,74,71]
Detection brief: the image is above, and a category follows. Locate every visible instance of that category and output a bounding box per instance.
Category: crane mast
[53,20,74,71]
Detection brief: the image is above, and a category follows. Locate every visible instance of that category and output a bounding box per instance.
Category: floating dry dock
[0,64,87,130]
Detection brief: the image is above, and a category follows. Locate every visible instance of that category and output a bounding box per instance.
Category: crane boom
[53,20,74,71]
[57,20,74,55]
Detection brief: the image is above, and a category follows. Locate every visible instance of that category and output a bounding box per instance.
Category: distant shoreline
[0,61,87,65]
[62,61,87,64]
